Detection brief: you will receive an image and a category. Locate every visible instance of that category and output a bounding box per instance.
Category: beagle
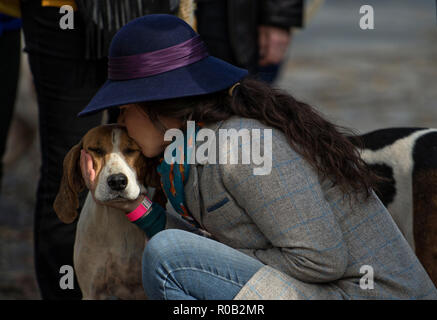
[54,124,166,299]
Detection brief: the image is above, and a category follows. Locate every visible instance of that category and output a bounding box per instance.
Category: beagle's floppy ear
[53,142,85,223]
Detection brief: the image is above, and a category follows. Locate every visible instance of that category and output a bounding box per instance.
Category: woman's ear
[151,187,167,208]
[53,142,85,223]
[140,156,162,189]
[136,153,167,206]
[144,156,168,207]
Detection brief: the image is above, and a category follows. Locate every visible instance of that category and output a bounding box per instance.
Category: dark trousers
[27,53,106,299]
[0,30,21,186]
[196,0,281,83]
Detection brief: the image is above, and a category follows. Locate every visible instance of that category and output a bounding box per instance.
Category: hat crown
[109,14,198,58]
[79,14,248,117]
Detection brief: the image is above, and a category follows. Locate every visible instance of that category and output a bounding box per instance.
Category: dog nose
[107,173,128,191]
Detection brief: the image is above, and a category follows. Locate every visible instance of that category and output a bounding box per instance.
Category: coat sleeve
[219,127,348,283]
[133,202,208,239]
[259,0,304,29]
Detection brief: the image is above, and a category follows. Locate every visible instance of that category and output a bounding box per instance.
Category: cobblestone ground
[1,0,436,299]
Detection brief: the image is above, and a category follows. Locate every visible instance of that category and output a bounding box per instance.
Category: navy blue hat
[78,14,248,117]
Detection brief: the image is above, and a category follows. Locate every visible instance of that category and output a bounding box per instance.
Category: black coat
[227,0,304,70]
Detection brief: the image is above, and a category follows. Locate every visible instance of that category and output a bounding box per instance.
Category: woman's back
[189,116,436,299]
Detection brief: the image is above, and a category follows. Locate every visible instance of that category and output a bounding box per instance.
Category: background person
[19,0,193,300]
[195,0,304,83]
[0,1,21,191]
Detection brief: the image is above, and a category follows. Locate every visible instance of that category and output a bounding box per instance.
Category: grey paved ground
[0,55,40,299]
[277,0,437,132]
[1,0,436,299]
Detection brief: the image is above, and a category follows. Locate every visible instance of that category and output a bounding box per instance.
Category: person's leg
[142,229,264,300]
[196,0,281,83]
[0,29,21,188]
[28,52,106,299]
[195,0,237,66]
[256,63,282,84]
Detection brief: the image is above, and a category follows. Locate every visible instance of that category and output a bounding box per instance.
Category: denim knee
[143,229,187,260]
[141,229,188,298]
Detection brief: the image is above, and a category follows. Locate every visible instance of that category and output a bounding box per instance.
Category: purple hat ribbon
[108,35,209,80]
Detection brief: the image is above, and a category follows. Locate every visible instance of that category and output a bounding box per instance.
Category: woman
[78,14,436,300]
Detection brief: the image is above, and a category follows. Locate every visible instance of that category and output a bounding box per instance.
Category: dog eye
[88,147,105,156]
[123,148,139,155]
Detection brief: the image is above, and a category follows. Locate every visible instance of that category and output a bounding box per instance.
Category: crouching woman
[78,15,437,300]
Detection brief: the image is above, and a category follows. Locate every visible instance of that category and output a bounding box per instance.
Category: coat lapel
[183,120,223,227]
[184,163,202,226]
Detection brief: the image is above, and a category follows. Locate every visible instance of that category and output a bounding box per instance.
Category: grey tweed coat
[168,116,437,300]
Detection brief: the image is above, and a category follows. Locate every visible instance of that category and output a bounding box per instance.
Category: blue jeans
[142,229,265,300]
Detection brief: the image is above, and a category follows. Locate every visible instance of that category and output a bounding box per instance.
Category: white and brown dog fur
[54,125,437,299]
[350,127,436,286]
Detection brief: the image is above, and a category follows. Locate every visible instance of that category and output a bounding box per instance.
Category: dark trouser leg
[0,30,21,187]
[195,0,237,65]
[196,0,282,84]
[28,53,106,299]
[256,63,282,84]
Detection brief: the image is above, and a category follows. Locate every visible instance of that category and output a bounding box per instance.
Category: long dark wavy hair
[137,77,381,198]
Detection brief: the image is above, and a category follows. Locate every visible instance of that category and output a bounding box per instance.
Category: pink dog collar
[126,196,153,222]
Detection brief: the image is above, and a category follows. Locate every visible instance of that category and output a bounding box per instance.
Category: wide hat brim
[78,55,248,117]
